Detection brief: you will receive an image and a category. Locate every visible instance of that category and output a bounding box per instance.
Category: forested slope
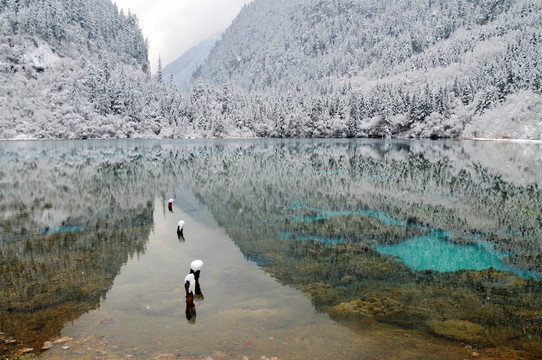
[193,0,542,139]
[1,0,541,140]
[0,0,173,139]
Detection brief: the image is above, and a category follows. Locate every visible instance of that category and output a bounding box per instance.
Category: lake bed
[1,139,541,359]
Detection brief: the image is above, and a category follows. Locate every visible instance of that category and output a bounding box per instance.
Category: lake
[1,139,541,360]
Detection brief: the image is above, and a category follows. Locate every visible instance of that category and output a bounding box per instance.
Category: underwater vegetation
[0,147,156,358]
[1,139,541,359]
[228,219,542,359]
[177,140,542,359]
[0,224,150,357]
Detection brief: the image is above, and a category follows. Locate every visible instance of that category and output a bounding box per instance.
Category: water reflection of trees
[0,225,149,355]
[1,139,541,357]
[0,149,155,356]
[172,140,542,274]
[168,139,542,358]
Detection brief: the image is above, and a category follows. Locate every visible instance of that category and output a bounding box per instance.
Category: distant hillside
[163,32,222,90]
[0,0,177,139]
[1,0,541,140]
[192,0,542,139]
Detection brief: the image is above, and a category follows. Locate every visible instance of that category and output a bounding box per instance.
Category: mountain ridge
[193,0,542,139]
[1,0,541,140]
[163,32,222,90]
[0,0,169,139]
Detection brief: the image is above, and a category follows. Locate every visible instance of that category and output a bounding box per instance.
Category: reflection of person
[185,301,196,324]
[184,273,196,323]
[168,198,174,212]
[177,220,185,240]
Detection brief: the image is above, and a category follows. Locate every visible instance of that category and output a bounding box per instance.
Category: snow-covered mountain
[193,0,542,139]
[1,0,541,140]
[0,0,174,139]
[163,32,222,90]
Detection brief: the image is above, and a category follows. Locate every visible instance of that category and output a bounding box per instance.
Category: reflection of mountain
[0,224,150,355]
[165,139,542,357]
[1,139,541,358]
[173,140,542,273]
[0,144,156,356]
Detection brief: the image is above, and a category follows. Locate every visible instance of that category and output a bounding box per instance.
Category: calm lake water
[1,139,541,360]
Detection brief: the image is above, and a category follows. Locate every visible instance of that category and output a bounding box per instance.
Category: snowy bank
[462,91,542,141]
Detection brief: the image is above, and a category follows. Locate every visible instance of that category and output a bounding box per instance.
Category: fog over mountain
[1,0,541,139]
[163,32,222,91]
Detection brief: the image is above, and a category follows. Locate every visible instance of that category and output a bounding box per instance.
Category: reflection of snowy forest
[1,139,542,357]
[2,139,541,273]
[1,0,541,139]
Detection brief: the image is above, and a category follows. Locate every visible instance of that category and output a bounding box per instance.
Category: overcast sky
[113,0,252,72]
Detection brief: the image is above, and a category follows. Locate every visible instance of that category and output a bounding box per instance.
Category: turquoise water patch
[375,232,539,279]
[375,233,507,272]
[244,254,267,266]
[42,225,83,234]
[284,204,540,279]
[280,231,343,245]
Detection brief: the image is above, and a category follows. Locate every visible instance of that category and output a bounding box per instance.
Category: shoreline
[461,137,542,144]
[2,136,542,143]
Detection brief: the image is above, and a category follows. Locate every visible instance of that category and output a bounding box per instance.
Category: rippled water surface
[1,139,541,359]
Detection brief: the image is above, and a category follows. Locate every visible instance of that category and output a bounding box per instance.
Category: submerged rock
[332,296,403,317]
[426,319,484,345]
[299,282,340,305]
[376,308,431,329]
[53,336,73,344]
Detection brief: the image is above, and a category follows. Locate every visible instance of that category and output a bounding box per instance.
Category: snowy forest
[0,0,541,139]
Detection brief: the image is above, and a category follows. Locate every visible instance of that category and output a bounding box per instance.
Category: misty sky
[113,0,252,71]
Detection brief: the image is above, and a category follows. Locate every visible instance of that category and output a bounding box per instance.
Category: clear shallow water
[38,199,368,359]
[1,139,541,359]
[35,195,467,360]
